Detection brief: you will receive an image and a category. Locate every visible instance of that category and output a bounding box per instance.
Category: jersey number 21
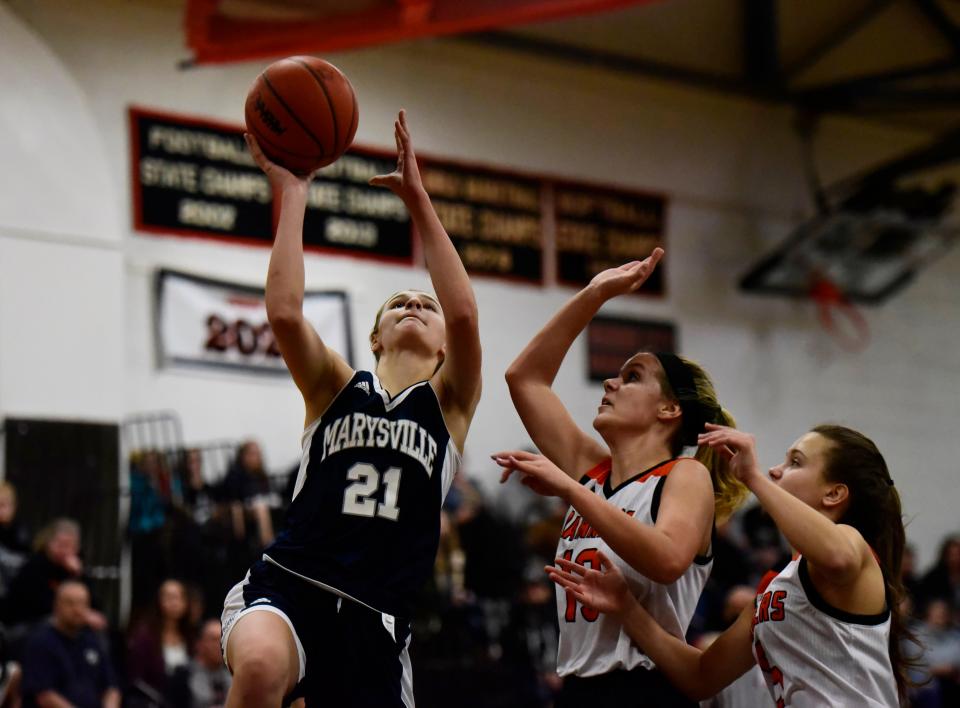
[342,462,402,521]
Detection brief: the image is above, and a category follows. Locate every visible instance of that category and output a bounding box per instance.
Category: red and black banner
[130,106,412,264]
[130,106,667,292]
[587,315,676,381]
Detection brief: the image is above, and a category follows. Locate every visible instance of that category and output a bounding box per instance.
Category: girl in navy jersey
[548,424,909,707]
[221,110,481,708]
[494,257,747,708]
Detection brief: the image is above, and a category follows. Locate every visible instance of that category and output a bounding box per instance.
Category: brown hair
[130,578,197,650]
[235,440,267,481]
[656,357,748,521]
[812,424,913,704]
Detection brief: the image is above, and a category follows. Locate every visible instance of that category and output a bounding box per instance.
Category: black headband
[655,353,720,447]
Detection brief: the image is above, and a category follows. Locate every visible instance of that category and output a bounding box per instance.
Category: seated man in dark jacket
[21,580,119,708]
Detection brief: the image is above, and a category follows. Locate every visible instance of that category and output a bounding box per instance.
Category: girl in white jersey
[223,111,482,707]
[548,424,910,707]
[495,256,747,708]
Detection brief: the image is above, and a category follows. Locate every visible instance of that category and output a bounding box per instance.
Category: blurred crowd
[0,440,957,707]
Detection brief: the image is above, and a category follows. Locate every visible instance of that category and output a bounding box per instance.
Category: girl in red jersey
[548,424,909,708]
[494,255,747,708]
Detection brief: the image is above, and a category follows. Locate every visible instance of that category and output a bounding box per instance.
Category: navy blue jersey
[263,370,460,619]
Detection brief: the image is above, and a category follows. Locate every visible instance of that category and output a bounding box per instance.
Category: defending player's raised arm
[504,253,663,476]
[697,425,871,587]
[494,452,712,583]
[248,134,354,424]
[547,551,756,701]
[370,111,482,443]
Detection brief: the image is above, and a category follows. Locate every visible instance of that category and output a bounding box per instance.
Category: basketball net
[809,277,870,352]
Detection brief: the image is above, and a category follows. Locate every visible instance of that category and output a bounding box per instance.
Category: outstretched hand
[546,551,633,618]
[589,248,664,300]
[491,450,575,500]
[245,133,318,191]
[369,110,424,202]
[697,424,762,486]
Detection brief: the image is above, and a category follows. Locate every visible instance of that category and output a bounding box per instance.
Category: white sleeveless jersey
[751,557,898,707]
[555,457,712,677]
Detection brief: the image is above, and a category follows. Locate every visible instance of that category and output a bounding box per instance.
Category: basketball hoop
[809,277,870,352]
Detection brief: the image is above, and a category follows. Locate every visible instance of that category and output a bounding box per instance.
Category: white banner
[156,269,351,374]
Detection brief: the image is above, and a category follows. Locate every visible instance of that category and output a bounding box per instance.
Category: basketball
[244,56,359,174]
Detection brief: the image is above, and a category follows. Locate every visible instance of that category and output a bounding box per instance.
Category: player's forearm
[406,189,478,327]
[102,688,121,708]
[506,284,605,387]
[749,474,861,577]
[565,484,688,584]
[625,600,755,700]
[266,184,309,320]
[35,690,74,708]
[617,602,715,700]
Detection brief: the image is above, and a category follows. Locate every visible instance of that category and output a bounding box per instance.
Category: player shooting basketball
[222,109,481,708]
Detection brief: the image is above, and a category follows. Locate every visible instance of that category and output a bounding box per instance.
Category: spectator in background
[0,484,29,555]
[686,515,753,639]
[912,597,960,707]
[21,580,119,708]
[739,503,790,583]
[169,450,234,618]
[919,536,960,614]
[220,440,275,550]
[125,579,194,707]
[0,483,29,607]
[179,449,217,527]
[523,495,567,568]
[129,451,177,612]
[129,451,177,534]
[187,619,231,708]
[5,519,106,642]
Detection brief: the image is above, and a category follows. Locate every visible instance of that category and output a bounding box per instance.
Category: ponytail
[657,356,749,522]
[813,424,915,704]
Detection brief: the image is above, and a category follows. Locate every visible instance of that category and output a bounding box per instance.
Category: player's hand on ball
[589,249,664,300]
[246,133,318,190]
[491,450,575,500]
[546,551,633,618]
[369,110,425,203]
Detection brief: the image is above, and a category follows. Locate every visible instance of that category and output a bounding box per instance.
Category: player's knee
[231,648,294,700]
[225,610,300,698]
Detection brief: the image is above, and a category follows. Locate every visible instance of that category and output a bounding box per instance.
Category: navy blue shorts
[558,668,698,708]
[222,559,414,707]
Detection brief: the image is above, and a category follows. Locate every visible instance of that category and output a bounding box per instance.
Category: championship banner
[132,106,667,291]
[553,181,666,294]
[156,269,352,374]
[131,106,412,264]
[587,315,676,382]
[422,161,545,284]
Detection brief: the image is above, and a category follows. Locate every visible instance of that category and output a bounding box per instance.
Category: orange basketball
[244,56,359,174]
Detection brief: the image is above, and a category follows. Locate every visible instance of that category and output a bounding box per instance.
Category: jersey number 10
[342,462,402,521]
[562,547,600,622]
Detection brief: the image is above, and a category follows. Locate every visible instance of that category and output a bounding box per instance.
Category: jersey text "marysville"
[321,412,439,476]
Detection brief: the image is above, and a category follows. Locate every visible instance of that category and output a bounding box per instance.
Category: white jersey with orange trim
[555,457,712,677]
[751,557,897,707]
